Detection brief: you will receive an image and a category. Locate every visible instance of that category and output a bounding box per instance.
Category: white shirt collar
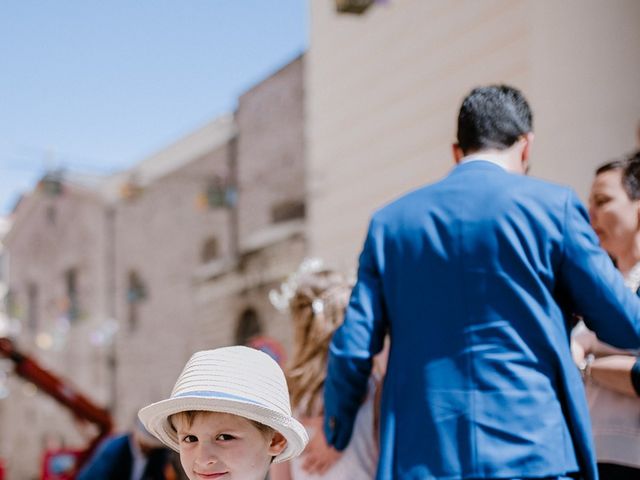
[460,154,507,170]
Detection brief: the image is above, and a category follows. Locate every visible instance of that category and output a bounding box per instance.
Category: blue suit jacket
[324,161,640,480]
[76,434,169,480]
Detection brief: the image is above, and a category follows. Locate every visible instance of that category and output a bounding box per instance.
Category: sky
[0,1,308,216]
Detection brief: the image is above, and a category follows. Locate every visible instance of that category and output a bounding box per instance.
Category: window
[27,283,38,333]
[201,176,236,209]
[65,268,79,321]
[335,0,374,14]
[271,200,305,224]
[46,205,57,225]
[235,308,263,345]
[201,237,220,263]
[126,270,147,332]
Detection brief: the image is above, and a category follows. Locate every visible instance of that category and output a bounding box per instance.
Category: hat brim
[138,394,308,463]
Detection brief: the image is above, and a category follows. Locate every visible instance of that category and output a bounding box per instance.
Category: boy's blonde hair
[169,410,274,439]
[287,269,351,416]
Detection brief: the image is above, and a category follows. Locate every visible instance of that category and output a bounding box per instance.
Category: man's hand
[301,422,343,475]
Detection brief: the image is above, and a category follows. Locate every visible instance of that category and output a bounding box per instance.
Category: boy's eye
[181,434,198,443]
[216,433,235,441]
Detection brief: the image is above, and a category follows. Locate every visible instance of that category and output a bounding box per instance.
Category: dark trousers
[598,462,640,480]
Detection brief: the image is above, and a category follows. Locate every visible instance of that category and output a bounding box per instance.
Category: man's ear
[520,133,534,173]
[452,143,464,164]
[268,432,288,457]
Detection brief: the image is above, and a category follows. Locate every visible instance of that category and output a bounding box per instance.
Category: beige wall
[307,0,640,267]
[528,1,640,186]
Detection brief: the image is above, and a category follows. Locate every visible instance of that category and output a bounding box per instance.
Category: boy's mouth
[195,472,228,479]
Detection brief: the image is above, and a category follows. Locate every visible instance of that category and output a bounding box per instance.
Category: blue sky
[0,1,308,215]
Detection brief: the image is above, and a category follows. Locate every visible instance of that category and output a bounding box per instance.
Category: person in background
[76,417,171,480]
[269,261,382,480]
[572,151,640,479]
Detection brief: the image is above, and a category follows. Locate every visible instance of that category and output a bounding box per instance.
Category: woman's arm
[589,355,639,397]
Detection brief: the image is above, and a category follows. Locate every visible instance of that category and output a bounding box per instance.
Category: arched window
[201,237,219,263]
[126,270,147,331]
[65,268,79,322]
[235,308,263,345]
[27,283,39,333]
[270,200,305,224]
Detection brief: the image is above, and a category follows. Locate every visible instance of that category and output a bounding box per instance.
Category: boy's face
[174,411,287,480]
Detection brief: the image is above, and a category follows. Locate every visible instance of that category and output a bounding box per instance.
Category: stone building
[0,53,305,478]
[1,174,113,478]
[113,55,306,426]
[193,54,306,359]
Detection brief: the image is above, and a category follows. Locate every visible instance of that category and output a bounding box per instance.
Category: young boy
[139,346,308,480]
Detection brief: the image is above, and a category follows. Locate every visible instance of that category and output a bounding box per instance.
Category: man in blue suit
[323,85,640,479]
[77,418,172,480]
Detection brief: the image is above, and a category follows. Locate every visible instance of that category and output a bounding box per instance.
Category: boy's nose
[195,442,219,466]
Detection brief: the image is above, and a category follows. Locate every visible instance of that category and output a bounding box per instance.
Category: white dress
[289,379,378,479]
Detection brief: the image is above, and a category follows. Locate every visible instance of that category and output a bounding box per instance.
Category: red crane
[0,337,113,479]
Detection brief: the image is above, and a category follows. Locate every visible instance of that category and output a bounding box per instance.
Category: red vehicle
[0,338,113,479]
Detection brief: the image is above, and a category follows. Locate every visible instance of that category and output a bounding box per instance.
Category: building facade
[0,54,305,478]
[193,54,307,358]
[1,177,112,478]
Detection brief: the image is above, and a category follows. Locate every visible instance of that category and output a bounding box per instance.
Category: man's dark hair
[456,85,533,155]
[596,150,640,200]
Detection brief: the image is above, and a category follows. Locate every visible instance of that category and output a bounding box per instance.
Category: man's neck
[460,153,509,170]
[459,143,526,174]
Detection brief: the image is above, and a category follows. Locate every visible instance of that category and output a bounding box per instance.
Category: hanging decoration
[269,258,325,312]
[119,176,144,201]
[35,314,71,352]
[196,176,237,210]
[0,311,21,339]
[90,318,119,347]
[0,366,9,399]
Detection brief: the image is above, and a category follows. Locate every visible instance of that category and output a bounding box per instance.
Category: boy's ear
[268,432,288,456]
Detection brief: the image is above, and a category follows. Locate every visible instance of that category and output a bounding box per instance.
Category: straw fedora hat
[138,346,308,463]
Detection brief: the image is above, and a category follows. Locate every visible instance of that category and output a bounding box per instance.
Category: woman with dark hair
[572,151,640,479]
